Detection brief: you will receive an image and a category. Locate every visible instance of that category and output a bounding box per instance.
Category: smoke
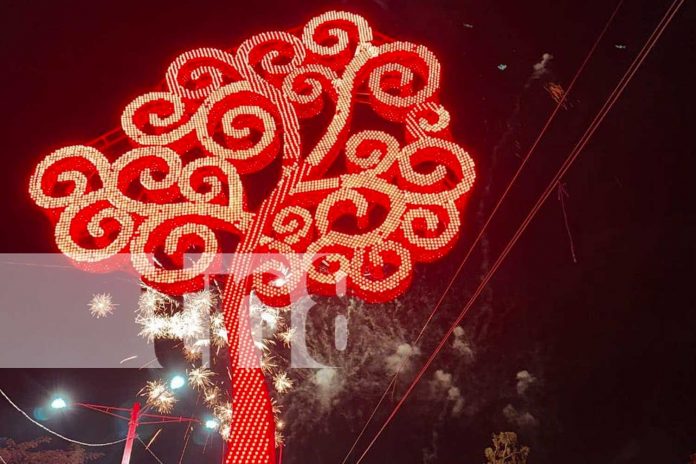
[451,326,475,363]
[422,432,438,464]
[312,367,343,410]
[385,343,420,375]
[272,295,423,449]
[448,386,465,417]
[532,53,554,79]
[430,370,464,417]
[431,369,453,389]
[501,371,539,429]
[516,370,536,396]
[503,403,538,428]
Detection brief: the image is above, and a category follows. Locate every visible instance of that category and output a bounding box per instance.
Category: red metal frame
[74,401,200,464]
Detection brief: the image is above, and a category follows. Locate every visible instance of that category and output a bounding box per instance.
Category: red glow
[29,10,475,463]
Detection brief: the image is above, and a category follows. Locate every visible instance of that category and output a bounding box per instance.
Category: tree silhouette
[484,432,530,464]
[0,437,103,464]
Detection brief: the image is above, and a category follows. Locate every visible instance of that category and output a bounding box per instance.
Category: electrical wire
[138,436,167,464]
[352,0,685,461]
[0,388,129,448]
[340,1,626,461]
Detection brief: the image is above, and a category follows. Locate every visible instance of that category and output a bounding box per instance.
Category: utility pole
[74,401,200,464]
[121,402,140,464]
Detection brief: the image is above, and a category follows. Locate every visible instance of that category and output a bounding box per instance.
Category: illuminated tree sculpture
[29,11,475,463]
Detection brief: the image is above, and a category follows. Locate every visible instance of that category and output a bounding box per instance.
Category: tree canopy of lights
[29,10,476,463]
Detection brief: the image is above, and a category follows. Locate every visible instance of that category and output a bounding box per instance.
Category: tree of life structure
[29,10,476,464]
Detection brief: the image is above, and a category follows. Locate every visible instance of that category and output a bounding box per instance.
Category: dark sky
[1,0,695,463]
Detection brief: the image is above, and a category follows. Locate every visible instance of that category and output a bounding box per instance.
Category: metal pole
[121,402,140,464]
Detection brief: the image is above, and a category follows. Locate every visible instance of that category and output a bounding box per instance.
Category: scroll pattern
[30,11,475,301]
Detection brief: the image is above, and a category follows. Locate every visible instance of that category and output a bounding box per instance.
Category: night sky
[1,0,695,463]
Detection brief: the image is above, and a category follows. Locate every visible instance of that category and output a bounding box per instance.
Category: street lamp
[170,375,186,390]
[48,392,200,464]
[50,397,67,409]
[204,418,219,430]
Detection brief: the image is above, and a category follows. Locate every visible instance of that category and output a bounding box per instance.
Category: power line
[340,0,626,461]
[352,0,685,461]
[0,388,129,448]
[138,436,167,464]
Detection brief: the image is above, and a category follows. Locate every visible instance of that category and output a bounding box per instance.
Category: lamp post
[120,402,140,464]
[53,399,201,464]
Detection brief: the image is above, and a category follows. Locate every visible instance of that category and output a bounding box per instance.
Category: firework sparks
[273,372,294,394]
[88,293,116,318]
[145,429,162,450]
[260,355,279,374]
[276,327,296,347]
[203,386,221,408]
[137,315,170,342]
[188,367,214,390]
[138,286,170,312]
[136,286,214,343]
[275,430,285,447]
[270,398,281,415]
[545,82,570,109]
[219,424,231,440]
[183,345,203,363]
[210,313,228,349]
[260,307,279,329]
[168,311,205,340]
[184,289,216,312]
[214,402,233,423]
[141,380,177,414]
[133,285,303,441]
[253,336,274,354]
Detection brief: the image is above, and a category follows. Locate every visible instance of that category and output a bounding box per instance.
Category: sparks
[214,402,233,422]
[138,286,170,313]
[276,327,296,347]
[145,429,162,450]
[136,285,210,343]
[260,308,279,329]
[260,355,279,374]
[210,312,228,348]
[254,338,274,354]
[211,327,228,349]
[270,398,281,415]
[137,314,169,342]
[546,82,570,109]
[274,430,285,447]
[88,293,116,318]
[273,372,294,394]
[168,311,205,340]
[203,386,221,407]
[188,367,214,390]
[183,345,203,363]
[184,289,216,312]
[141,380,177,414]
